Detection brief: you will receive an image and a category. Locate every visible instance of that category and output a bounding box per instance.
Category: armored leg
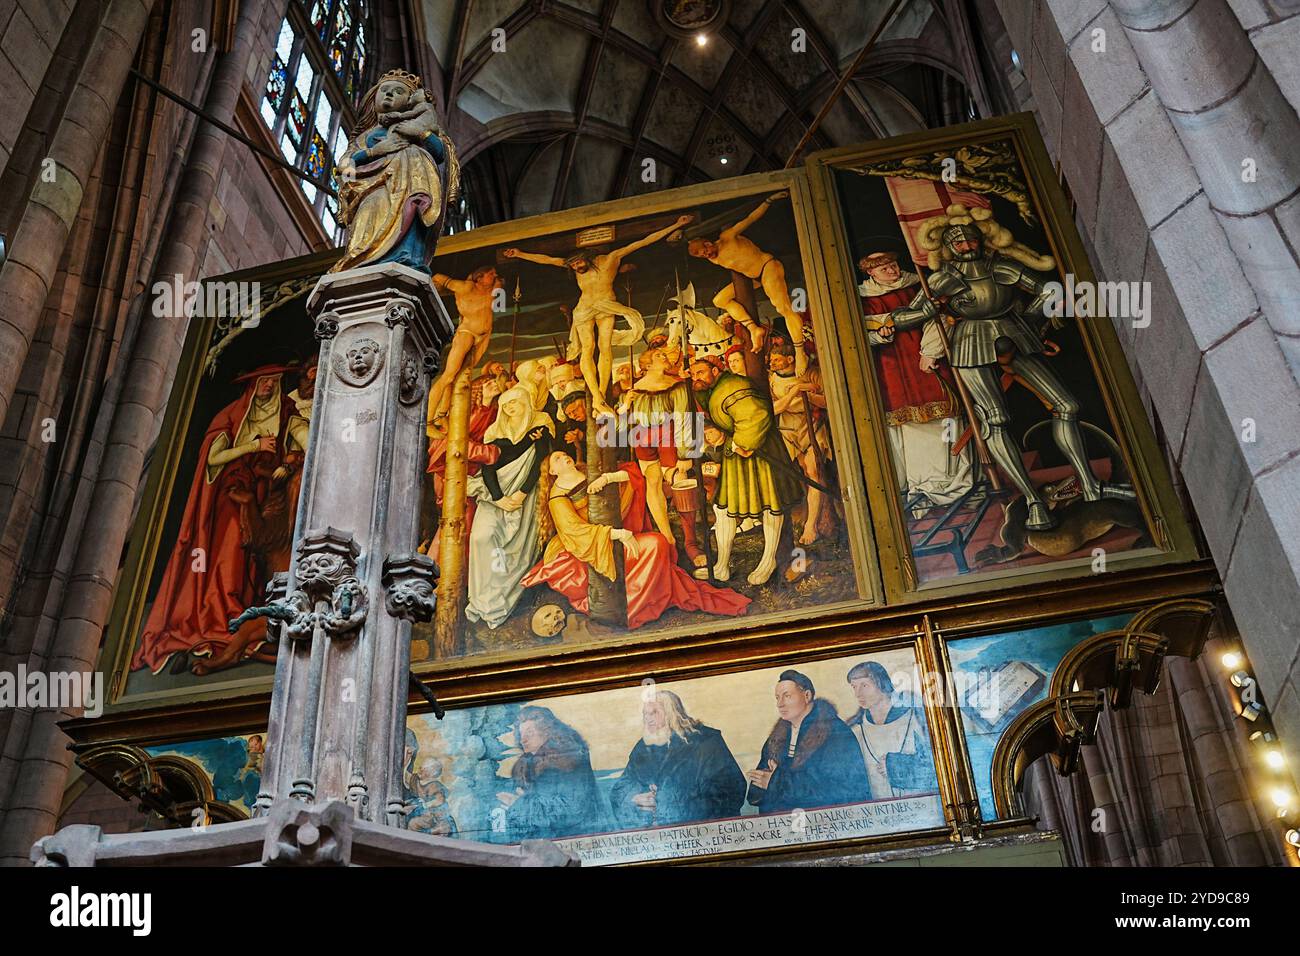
[956,365,1057,531]
[1010,354,1125,502]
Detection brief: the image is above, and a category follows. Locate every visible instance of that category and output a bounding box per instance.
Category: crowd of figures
[403,661,937,843]
[423,191,850,645]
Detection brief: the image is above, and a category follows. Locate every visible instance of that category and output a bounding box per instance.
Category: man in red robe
[133,364,299,675]
[859,252,972,505]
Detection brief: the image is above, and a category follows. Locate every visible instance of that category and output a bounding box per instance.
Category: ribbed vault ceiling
[417,0,979,217]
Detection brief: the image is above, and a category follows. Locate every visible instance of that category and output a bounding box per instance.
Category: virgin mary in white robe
[464,386,554,628]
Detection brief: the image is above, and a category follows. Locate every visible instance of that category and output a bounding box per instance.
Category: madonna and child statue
[329,69,461,274]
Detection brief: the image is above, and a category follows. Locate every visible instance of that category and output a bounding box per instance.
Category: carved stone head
[347,339,381,378]
[375,77,416,115]
[399,350,422,405]
[296,551,350,596]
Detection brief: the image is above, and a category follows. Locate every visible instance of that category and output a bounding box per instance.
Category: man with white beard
[609,689,746,829]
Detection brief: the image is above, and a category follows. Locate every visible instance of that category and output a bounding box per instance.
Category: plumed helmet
[941,223,984,260]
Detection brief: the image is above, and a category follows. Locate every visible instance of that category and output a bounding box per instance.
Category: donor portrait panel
[404,645,943,865]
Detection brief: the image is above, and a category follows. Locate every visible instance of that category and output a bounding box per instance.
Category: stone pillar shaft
[1110,0,1300,364]
[0,0,156,427]
[258,264,449,827]
[0,0,266,864]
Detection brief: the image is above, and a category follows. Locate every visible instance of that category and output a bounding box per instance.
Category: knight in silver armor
[880,224,1133,531]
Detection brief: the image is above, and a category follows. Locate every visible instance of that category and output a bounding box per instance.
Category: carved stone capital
[385,298,417,328]
[314,310,341,340]
[291,529,368,639]
[382,552,439,623]
[262,798,353,866]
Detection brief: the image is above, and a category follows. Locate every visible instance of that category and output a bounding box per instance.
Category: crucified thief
[687,191,808,373]
[427,265,505,432]
[503,214,693,416]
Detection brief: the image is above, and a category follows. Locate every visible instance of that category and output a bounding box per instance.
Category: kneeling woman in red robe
[522,452,750,629]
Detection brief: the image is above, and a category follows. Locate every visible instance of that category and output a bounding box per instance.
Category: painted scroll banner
[555,793,944,865]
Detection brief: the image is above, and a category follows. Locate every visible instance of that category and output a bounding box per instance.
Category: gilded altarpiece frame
[99,169,884,714]
[75,116,1213,863]
[805,114,1197,601]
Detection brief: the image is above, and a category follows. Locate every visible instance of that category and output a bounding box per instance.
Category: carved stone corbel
[382,553,439,623]
[262,798,353,866]
[296,528,368,639]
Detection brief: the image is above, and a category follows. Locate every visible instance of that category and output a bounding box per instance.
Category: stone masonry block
[1201,314,1300,475]
[1215,209,1300,338]
[1169,66,1300,216]
[1150,193,1259,348]
[1122,0,1254,113]
[1133,240,1200,453]
[1105,91,1200,226]
[1068,6,1149,125]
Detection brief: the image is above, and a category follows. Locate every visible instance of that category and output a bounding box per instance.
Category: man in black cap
[746,669,870,814]
[557,388,588,465]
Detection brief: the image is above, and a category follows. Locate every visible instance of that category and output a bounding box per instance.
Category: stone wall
[0,0,320,862]
[989,0,1300,775]
[0,0,77,173]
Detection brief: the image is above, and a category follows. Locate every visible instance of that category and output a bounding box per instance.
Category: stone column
[0,0,156,427]
[0,0,265,864]
[257,263,452,828]
[1108,0,1300,370]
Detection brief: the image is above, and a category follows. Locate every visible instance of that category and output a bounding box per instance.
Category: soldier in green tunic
[689,358,803,586]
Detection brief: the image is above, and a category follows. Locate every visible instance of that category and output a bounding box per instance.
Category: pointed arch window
[260,0,372,242]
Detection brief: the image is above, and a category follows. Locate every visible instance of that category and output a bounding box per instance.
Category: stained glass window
[260,0,372,243]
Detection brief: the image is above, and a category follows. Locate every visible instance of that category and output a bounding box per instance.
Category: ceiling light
[1221,651,1242,670]
[1286,828,1300,848]
[1241,700,1263,721]
[696,33,708,46]
[1230,670,1251,687]
[1269,787,1293,810]
[1265,749,1285,770]
[719,156,728,164]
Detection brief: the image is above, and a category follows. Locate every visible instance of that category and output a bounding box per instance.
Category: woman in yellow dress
[330,70,460,274]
